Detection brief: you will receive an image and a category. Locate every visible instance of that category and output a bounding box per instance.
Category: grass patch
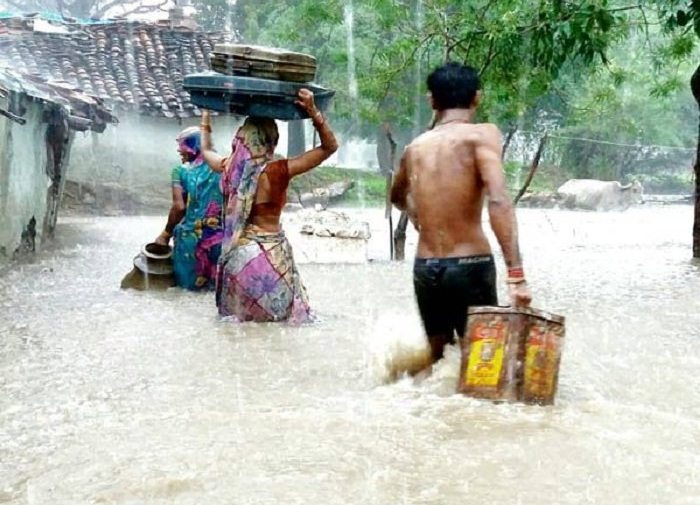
[290,166,388,207]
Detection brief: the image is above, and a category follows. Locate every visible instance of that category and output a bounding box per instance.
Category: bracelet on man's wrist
[507,266,524,277]
[506,266,525,285]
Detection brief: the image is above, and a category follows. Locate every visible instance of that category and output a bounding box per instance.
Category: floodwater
[1,205,699,504]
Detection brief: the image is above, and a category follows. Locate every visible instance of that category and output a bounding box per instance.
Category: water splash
[366,312,431,383]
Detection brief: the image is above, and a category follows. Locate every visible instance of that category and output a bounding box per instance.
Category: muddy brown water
[1,206,699,504]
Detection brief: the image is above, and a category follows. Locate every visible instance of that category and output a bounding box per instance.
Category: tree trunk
[691,65,700,258]
[287,120,306,158]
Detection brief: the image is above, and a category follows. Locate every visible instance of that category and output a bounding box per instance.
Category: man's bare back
[393,121,504,259]
[390,62,531,370]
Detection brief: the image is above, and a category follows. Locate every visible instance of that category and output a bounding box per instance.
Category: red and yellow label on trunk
[523,324,558,397]
[465,320,507,387]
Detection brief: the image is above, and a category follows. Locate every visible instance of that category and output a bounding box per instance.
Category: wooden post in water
[393,212,409,261]
[385,173,394,260]
[378,122,401,260]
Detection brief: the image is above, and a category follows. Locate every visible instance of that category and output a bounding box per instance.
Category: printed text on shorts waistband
[414,255,494,266]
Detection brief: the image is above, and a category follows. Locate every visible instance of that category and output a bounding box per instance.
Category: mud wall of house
[66,114,261,191]
[0,98,51,262]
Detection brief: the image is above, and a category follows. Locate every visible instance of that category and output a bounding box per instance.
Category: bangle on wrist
[506,266,525,285]
[162,229,172,238]
[507,266,524,278]
[312,111,325,126]
[200,123,212,133]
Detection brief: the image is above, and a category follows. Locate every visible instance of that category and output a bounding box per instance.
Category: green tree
[654,0,700,257]
[534,30,697,184]
[208,0,700,254]
[226,1,643,129]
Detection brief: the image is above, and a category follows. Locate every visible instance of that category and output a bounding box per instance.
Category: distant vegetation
[290,166,387,207]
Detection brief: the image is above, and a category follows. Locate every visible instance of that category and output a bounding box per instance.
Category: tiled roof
[0,67,117,132]
[0,14,221,118]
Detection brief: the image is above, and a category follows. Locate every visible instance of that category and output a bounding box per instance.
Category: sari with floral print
[215,119,312,324]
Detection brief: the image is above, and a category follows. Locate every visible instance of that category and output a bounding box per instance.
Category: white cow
[556,179,644,211]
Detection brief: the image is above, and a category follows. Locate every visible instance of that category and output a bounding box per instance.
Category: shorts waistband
[414,255,494,266]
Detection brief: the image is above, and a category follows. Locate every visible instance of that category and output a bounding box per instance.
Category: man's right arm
[475,125,521,267]
[475,124,531,306]
[390,149,410,211]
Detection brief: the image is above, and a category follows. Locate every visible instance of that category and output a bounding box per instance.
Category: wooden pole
[385,173,395,260]
[0,107,26,125]
[379,123,398,260]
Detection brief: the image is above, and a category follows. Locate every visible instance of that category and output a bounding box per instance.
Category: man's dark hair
[426,63,480,110]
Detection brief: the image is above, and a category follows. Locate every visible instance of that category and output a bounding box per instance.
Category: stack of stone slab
[184,44,334,120]
[210,44,317,83]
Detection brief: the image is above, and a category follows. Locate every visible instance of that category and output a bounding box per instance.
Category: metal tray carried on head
[211,44,317,84]
[183,72,335,121]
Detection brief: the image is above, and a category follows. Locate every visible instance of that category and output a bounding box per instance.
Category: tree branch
[478,37,497,75]
[94,0,169,18]
[636,4,653,50]
[514,134,548,205]
[502,125,517,161]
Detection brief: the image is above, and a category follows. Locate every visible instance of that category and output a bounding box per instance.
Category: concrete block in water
[283,209,371,264]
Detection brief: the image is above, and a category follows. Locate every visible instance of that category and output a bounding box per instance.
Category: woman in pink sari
[200,89,338,323]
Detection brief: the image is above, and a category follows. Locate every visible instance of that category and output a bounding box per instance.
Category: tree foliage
[226,1,648,132]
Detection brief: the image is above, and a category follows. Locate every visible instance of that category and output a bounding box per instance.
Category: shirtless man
[391,62,532,369]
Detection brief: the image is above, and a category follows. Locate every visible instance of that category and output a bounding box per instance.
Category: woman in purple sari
[200,89,338,323]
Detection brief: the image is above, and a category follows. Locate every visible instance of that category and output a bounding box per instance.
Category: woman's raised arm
[200,110,226,172]
[287,89,338,178]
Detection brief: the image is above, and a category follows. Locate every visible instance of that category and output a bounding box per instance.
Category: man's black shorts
[413,255,498,339]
